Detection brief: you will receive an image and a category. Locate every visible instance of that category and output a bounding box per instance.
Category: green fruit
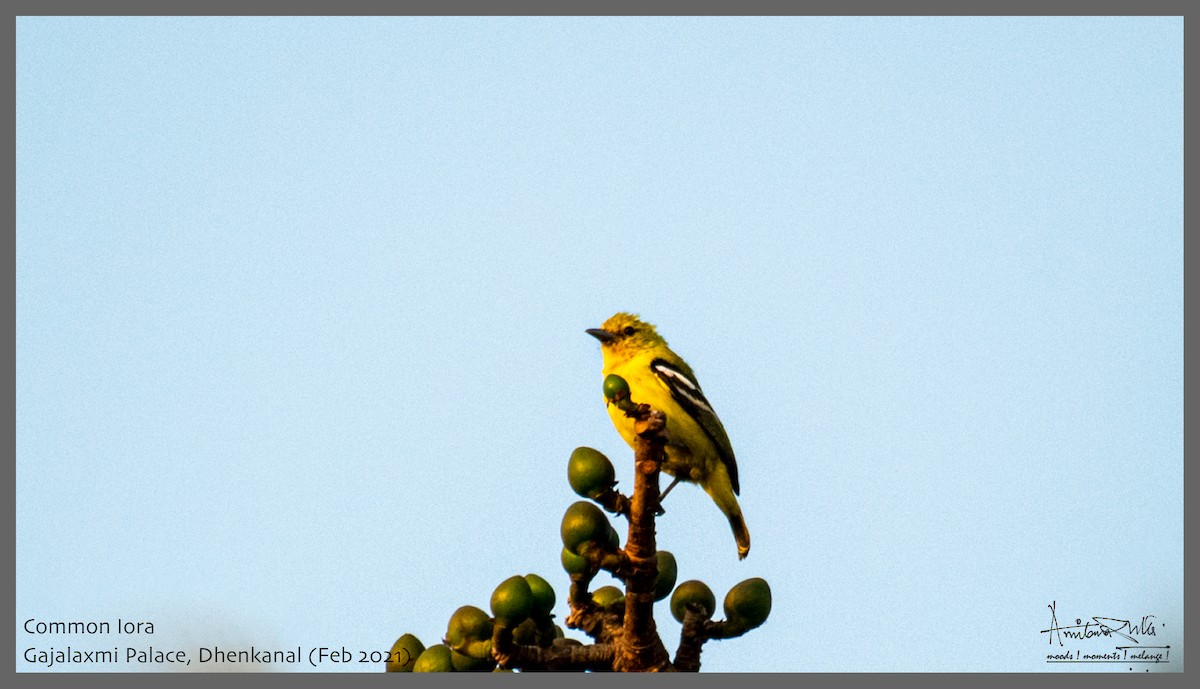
[412,644,454,672]
[603,374,631,403]
[386,633,424,672]
[450,647,495,672]
[561,547,589,575]
[568,446,616,499]
[653,551,678,602]
[670,580,716,623]
[524,573,556,617]
[491,575,534,624]
[724,577,772,630]
[512,618,538,645]
[592,585,625,608]
[446,605,493,650]
[560,501,610,554]
[605,524,621,551]
[464,638,492,660]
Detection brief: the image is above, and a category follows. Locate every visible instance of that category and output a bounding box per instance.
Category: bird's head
[586,312,667,360]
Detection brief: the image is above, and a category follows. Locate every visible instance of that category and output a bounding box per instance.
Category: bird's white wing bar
[651,360,715,415]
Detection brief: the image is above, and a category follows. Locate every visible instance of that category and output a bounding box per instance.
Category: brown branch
[492,621,617,671]
[564,538,632,595]
[704,619,748,640]
[565,579,623,643]
[591,486,632,518]
[578,540,632,579]
[673,605,712,672]
[611,407,673,672]
[673,607,751,671]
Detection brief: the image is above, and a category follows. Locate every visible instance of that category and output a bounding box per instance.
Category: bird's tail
[730,512,751,560]
[703,462,751,560]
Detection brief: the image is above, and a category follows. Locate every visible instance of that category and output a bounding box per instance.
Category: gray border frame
[9,2,1192,687]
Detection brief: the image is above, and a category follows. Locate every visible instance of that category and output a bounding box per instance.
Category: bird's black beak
[586,328,616,343]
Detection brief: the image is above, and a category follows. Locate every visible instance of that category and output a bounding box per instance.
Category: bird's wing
[650,358,740,495]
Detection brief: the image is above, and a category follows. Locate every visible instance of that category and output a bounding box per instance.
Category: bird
[586,312,750,560]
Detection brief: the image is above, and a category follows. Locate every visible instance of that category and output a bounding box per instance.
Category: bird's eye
[623,326,636,336]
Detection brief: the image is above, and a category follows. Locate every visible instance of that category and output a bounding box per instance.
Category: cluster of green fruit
[562,446,672,596]
[669,577,773,633]
[384,443,772,672]
[385,573,558,673]
[563,446,772,631]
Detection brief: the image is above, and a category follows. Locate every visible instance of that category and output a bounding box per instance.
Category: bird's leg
[656,476,682,514]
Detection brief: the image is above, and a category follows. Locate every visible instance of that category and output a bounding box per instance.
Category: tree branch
[565,579,623,643]
[492,620,617,672]
[673,606,711,672]
[612,407,673,672]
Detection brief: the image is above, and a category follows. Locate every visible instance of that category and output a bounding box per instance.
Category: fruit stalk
[673,606,710,672]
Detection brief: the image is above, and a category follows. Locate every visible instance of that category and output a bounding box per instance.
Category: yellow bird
[587,312,750,560]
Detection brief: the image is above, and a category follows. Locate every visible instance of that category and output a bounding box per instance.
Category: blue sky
[16,16,1182,672]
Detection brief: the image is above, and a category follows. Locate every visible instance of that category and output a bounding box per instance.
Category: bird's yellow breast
[601,351,714,483]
